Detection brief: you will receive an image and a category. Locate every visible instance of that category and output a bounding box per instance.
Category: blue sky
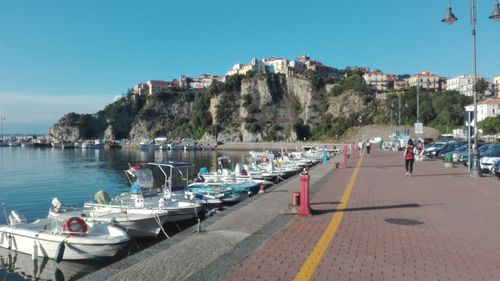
[0,0,499,134]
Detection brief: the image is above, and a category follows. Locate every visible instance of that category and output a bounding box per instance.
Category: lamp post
[442,0,499,177]
[398,94,401,125]
[416,76,420,123]
[0,115,4,141]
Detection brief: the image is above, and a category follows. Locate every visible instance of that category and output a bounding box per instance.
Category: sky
[0,0,499,134]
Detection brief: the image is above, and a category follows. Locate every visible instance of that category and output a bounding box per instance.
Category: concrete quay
[82,146,500,281]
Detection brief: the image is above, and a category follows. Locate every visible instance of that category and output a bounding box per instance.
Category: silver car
[457,144,496,164]
[479,145,500,174]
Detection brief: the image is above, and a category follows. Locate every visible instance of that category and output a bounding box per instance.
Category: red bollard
[342,145,348,169]
[334,162,339,169]
[298,174,311,216]
[291,192,300,206]
[351,143,355,158]
[258,183,265,194]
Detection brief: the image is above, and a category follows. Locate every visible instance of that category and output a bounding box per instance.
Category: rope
[154,212,169,239]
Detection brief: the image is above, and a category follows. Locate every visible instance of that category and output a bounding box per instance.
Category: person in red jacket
[403,139,418,176]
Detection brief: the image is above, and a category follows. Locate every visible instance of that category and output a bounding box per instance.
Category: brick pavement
[222,146,500,281]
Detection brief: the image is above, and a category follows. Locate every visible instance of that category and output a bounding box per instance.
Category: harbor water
[0,146,249,280]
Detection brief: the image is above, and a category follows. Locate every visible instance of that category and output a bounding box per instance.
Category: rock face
[48,74,375,142]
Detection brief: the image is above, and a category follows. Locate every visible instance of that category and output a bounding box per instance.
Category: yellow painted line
[293,152,365,281]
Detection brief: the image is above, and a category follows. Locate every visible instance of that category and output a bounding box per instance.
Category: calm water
[0,146,249,281]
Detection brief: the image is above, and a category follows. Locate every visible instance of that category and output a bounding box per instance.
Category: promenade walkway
[83,146,500,281]
[223,147,500,281]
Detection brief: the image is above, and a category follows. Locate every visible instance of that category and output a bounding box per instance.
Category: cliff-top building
[363,71,388,92]
[226,58,266,76]
[226,55,342,78]
[494,75,500,98]
[133,80,172,96]
[446,75,476,97]
[133,74,223,95]
[407,71,445,92]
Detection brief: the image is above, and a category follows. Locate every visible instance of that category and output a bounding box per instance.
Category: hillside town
[132,55,500,97]
[130,55,500,135]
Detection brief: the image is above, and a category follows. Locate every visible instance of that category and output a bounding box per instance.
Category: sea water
[0,146,249,280]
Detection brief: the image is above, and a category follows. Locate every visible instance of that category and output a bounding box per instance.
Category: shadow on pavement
[310,201,341,205]
[311,203,423,215]
[410,172,470,177]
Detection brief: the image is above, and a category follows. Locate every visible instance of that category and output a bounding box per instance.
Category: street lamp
[442,0,499,177]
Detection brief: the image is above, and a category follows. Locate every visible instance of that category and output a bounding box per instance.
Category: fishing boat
[0,210,129,262]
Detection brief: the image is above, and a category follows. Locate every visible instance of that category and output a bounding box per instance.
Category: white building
[494,75,500,98]
[147,80,171,95]
[464,98,500,126]
[226,59,266,76]
[133,83,149,96]
[407,71,444,92]
[363,71,388,92]
[263,57,289,74]
[446,75,475,96]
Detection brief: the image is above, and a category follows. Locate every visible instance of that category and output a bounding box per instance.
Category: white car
[369,137,382,144]
[479,145,500,174]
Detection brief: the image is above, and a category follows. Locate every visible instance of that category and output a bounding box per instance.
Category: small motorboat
[0,210,129,262]
[0,247,101,281]
[56,162,204,239]
[48,195,171,239]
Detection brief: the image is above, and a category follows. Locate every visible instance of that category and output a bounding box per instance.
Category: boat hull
[0,220,129,261]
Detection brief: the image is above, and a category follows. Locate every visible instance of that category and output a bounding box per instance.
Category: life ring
[63,217,88,235]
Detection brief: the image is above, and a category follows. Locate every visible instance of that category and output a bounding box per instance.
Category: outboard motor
[8,210,27,225]
[51,197,64,211]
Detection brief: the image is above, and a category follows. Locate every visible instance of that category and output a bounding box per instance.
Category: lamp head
[490,1,500,21]
[442,7,458,24]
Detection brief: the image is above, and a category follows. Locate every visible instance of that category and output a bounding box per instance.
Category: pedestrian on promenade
[403,139,417,176]
[366,142,371,155]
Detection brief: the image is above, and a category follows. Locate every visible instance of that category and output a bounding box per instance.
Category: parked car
[423,142,447,158]
[451,144,470,163]
[423,138,434,145]
[458,143,495,164]
[479,144,500,174]
[437,141,467,159]
[493,161,500,179]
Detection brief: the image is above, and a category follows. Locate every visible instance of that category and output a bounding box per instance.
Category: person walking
[403,139,417,176]
[366,142,371,155]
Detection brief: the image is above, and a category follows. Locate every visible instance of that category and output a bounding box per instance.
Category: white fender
[0,232,4,245]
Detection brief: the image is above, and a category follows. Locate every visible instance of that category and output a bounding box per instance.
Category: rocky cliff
[48,74,375,143]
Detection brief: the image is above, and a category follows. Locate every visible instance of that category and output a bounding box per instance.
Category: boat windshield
[147,162,194,192]
[133,169,156,197]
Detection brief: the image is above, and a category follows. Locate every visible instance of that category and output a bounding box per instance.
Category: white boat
[0,210,129,262]
[8,141,21,147]
[201,156,276,184]
[139,139,157,150]
[122,162,204,222]
[48,195,170,239]
[81,140,104,149]
[61,162,203,238]
[0,247,101,281]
